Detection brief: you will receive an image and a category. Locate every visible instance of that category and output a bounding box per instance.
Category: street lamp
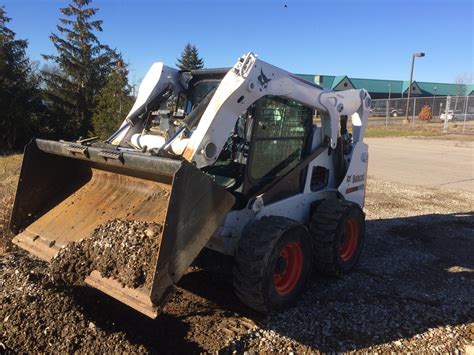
[385,83,392,127]
[404,51,426,122]
[431,86,437,116]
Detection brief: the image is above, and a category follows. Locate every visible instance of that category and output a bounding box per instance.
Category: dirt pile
[50,219,162,289]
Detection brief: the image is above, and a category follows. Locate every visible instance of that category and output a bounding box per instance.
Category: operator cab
[203,94,315,208]
[154,70,318,208]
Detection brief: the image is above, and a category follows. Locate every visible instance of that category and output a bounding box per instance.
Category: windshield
[188,80,221,108]
[114,78,223,151]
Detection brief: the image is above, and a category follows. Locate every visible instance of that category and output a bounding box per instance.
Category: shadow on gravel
[71,286,204,352]
[191,212,474,352]
[177,267,262,320]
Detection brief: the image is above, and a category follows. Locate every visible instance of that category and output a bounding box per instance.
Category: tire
[309,199,365,276]
[391,111,398,117]
[233,216,312,313]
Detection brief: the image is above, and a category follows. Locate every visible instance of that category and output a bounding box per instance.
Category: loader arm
[173,52,371,168]
[110,62,182,145]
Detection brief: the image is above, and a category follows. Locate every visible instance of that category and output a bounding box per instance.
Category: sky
[2,0,473,86]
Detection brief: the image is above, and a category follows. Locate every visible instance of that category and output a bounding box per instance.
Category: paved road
[366,137,474,192]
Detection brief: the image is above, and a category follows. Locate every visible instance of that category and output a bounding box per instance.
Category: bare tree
[453,74,472,111]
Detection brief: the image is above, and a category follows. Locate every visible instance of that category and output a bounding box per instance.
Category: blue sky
[3,0,473,86]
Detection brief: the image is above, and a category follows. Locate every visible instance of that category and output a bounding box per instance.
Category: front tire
[309,199,365,276]
[233,216,312,313]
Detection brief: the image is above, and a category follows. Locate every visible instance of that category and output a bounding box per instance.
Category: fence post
[412,97,416,129]
[444,96,451,133]
[463,95,469,134]
[385,99,389,128]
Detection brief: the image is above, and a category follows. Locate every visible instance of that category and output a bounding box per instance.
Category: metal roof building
[296,74,474,99]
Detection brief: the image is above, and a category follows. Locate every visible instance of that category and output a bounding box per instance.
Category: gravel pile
[50,219,162,289]
[1,177,473,352]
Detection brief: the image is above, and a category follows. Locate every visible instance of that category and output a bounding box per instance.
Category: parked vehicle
[370,105,404,117]
[440,110,457,121]
[440,110,474,121]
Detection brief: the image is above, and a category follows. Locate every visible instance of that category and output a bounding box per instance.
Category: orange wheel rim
[273,241,303,295]
[340,217,360,261]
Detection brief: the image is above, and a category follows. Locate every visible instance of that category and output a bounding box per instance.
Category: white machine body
[112,52,371,256]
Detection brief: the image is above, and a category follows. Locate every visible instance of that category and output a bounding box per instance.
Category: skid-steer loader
[10,52,370,318]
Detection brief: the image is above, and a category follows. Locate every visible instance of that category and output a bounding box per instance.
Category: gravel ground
[1,177,473,352]
[50,219,162,289]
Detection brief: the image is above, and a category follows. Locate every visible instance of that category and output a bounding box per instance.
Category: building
[296,74,474,99]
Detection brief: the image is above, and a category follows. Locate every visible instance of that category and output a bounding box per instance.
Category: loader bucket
[10,139,236,318]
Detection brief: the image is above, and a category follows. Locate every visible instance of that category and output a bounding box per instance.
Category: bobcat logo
[347,174,365,184]
[257,69,271,89]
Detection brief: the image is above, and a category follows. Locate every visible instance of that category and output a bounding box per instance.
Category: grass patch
[1,153,22,180]
[1,154,22,254]
[366,128,444,138]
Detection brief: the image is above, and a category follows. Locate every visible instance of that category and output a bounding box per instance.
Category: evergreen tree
[0,6,40,150]
[42,0,117,139]
[176,43,204,70]
[92,59,134,140]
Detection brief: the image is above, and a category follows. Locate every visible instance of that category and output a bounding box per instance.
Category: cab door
[244,95,313,198]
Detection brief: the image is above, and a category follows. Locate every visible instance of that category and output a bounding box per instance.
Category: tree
[176,43,204,70]
[0,6,41,150]
[418,105,432,121]
[454,75,469,97]
[42,0,117,139]
[92,59,134,140]
[453,74,472,111]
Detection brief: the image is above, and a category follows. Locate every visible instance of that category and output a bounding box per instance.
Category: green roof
[295,74,318,83]
[350,78,404,94]
[297,73,472,96]
[417,81,469,96]
[330,76,345,89]
[401,81,410,93]
[321,75,335,89]
[468,84,474,95]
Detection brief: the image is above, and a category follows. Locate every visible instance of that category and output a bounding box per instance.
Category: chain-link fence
[369,95,474,134]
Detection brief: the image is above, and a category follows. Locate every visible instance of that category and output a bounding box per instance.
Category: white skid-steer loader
[10,52,370,318]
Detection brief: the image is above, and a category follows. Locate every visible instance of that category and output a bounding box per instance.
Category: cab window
[249,96,312,181]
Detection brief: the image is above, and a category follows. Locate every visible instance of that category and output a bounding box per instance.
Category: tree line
[0,0,204,150]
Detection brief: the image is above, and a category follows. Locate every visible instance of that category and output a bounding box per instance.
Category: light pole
[386,83,391,127]
[404,51,425,123]
[431,86,437,116]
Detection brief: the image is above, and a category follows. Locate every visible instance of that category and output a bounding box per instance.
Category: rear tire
[309,199,365,276]
[233,216,312,313]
